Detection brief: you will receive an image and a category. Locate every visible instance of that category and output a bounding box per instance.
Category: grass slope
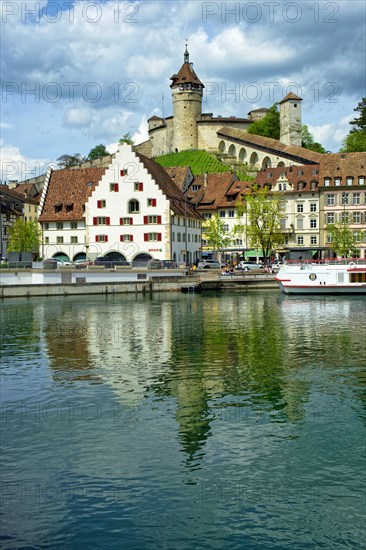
[154,150,229,175]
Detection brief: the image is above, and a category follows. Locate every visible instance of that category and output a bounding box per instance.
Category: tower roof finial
[184,40,189,64]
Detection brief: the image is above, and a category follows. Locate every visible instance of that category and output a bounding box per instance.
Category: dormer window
[54,203,62,213]
[65,203,74,212]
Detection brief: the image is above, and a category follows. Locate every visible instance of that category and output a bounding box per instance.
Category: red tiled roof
[279,92,302,103]
[255,164,320,192]
[188,173,246,210]
[170,62,204,88]
[39,168,105,222]
[165,166,191,191]
[319,152,366,184]
[217,126,323,164]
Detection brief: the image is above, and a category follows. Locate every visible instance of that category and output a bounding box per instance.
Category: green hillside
[154,150,229,175]
[154,149,255,181]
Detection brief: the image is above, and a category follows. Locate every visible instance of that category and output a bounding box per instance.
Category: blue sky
[1,0,365,181]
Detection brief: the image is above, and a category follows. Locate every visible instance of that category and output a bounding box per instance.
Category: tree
[236,186,285,262]
[57,154,85,169]
[119,133,134,145]
[340,98,366,152]
[87,144,110,161]
[301,125,326,153]
[202,215,230,256]
[247,104,280,140]
[8,219,41,253]
[326,223,358,258]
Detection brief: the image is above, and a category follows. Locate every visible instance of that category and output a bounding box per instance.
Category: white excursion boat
[275,261,366,294]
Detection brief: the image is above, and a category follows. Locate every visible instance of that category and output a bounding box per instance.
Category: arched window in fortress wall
[250,152,259,166]
[262,157,271,169]
[219,140,226,153]
[239,148,247,162]
[228,144,236,157]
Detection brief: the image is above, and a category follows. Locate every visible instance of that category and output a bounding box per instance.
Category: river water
[1,292,365,549]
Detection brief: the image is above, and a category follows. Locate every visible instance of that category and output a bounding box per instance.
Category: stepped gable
[136,152,202,219]
[319,152,366,183]
[38,167,105,222]
[255,164,320,191]
[217,126,323,164]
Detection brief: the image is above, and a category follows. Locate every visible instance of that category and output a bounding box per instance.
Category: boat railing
[285,258,366,267]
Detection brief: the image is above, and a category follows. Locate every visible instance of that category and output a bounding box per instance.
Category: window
[297,236,304,245]
[56,222,63,230]
[96,235,108,242]
[177,233,181,242]
[109,183,119,192]
[310,181,317,190]
[298,182,304,191]
[120,168,128,176]
[341,213,349,223]
[334,177,341,186]
[134,182,143,192]
[353,231,362,242]
[93,217,110,225]
[310,203,317,212]
[234,239,242,246]
[310,219,317,229]
[341,193,349,205]
[219,211,225,218]
[120,217,133,225]
[297,218,303,229]
[192,185,199,191]
[353,193,360,205]
[327,213,335,224]
[65,203,74,213]
[326,233,333,243]
[70,236,78,244]
[56,236,64,244]
[280,219,286,229]
[359,176,365,185]
[54,204,62,213]
[44,223,49,230]
[297,204,304,213]
[353,212,361,223]
[228,210,235,218]
[203,213,212,219]
[298,169,303,176]
[347,177,353,186]
[326,194,335,206]
[143,215,162,224]
[147,198,157,207]
[120,234,133,242]
[144,233,162,241]
[128,200,139,213]
[44,236,49,244]
[324,178,331,186]
[97,200,106,208]
[70,222,77,229]
[310,236,317,245]
[223,224,229,232]
[312,169,318,176]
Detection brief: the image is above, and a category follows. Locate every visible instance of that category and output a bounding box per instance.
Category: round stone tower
[279,92,303,147]
[170,46,204,152]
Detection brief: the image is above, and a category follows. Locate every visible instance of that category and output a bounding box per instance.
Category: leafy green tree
[326,223,358,258]
[57,154,85,168]
[340,98,366,152]
[247,104,280,140]
[87,144,110,161]
[119,133,134,145]
[301,125,326,153]
[8,219,41,253]
[236,186,285,261]
[202,215,230,255]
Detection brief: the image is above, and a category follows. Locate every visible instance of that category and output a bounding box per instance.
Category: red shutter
[129,218,133,225]
[120,218,123,225]
[93,217,98,225]
[120,170,125,177]
[143,216,148,224]
[152,198,157,207]
[120,235,123,241]
[105,235,108,242]
[138,182,143,191]
[106,217,110,225]
[114,183,119,192]
[157,215,162,224]
[97,200,101,208]
[96,235,99,242]
[144,233,148,241]
[158,233,162,241]
[129,235,133,242]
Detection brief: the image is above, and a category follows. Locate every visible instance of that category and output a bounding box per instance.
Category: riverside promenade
[0,267,278,298]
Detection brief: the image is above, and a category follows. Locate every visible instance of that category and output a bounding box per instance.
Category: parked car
[161,260,178,269]
[197,260,221,269]
[74,259,93,269]
[235,261,261,271]
[94,255,130,268]
[44,258,72,267]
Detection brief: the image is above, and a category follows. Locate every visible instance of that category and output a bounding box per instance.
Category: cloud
[0,139,54,182]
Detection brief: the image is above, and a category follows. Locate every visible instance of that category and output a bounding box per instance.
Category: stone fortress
[136,46,319,169]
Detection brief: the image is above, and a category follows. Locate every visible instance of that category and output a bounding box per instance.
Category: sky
[1,0,365,182]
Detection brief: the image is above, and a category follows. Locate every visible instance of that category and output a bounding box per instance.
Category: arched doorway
[53,253,70,261]
[132,253,153,267]
[73,252,86,261]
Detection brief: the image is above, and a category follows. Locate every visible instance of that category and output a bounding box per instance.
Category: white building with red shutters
[39,144,202,265]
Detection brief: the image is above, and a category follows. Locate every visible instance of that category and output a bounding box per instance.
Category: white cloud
[309,114,353,152]
[0,139,54,182]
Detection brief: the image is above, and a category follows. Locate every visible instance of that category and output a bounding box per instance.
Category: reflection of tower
[170,45,204,152]
[279,92,302,146]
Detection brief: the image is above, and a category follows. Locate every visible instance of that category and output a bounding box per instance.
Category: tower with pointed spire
[170,44,204,152]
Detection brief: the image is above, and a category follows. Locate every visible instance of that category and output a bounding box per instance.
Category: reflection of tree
[150,295,312,465]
